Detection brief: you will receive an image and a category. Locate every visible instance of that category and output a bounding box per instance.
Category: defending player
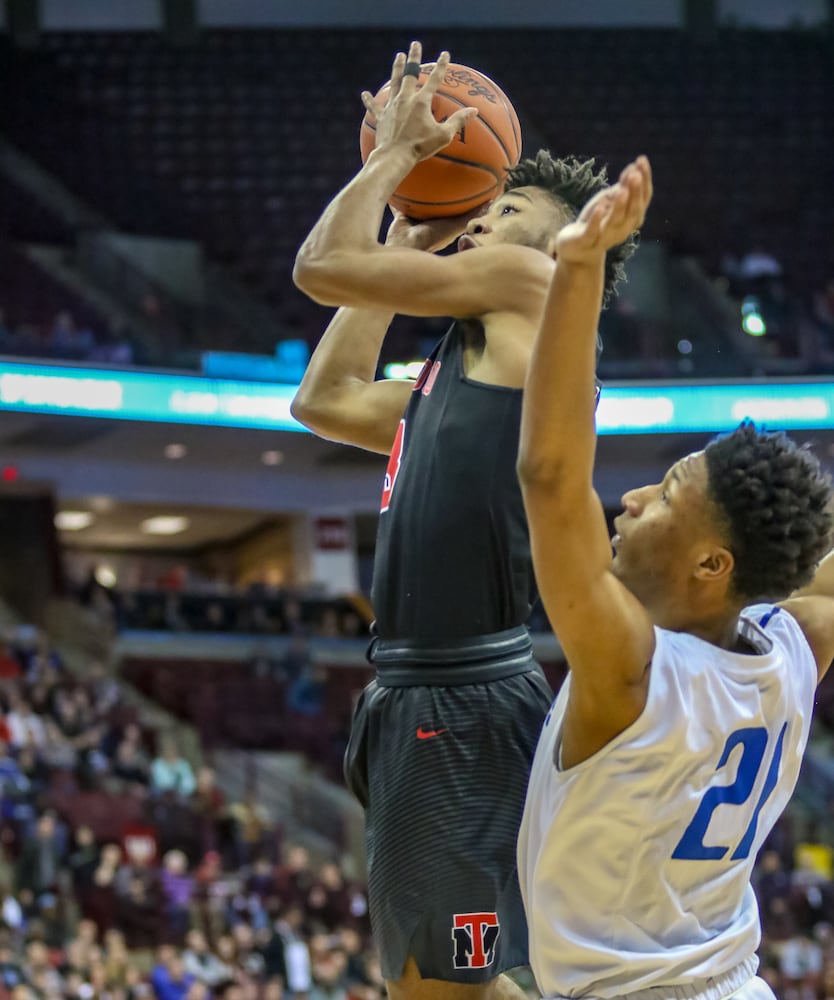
[516,155,834,1000]
[292,41,636,1000]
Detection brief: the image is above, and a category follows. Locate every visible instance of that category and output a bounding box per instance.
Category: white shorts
[585,958,770,1000]
[724,977,777,1000]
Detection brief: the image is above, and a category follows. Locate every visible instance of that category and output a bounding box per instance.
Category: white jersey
[518,604,817,999]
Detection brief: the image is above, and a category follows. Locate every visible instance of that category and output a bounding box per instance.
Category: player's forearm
[291,306,395,417]
[293,146,417,300]
[517,257,605,490]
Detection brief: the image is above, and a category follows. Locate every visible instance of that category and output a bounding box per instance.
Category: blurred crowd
[74,568,367,643]
[0,310,134,367]
[756,814,834,1000]
[0,624,378,1000]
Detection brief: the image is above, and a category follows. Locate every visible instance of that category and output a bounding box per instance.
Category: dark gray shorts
[344,626,553,983]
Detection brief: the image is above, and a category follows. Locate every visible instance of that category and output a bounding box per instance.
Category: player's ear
[693,546,734,584]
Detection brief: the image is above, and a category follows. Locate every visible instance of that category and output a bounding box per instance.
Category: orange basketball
[360,62,522,220]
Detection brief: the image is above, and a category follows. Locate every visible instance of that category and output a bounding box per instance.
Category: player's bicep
[291,378,411,455]
[523,481,655,697]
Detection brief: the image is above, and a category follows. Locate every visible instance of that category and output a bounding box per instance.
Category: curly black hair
[704,422,833,602]
[504,150,639,306]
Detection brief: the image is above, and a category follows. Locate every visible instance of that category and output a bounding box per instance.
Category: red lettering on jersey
[412,359,433,392]
[422,361,441,396]
[380,419,405,513]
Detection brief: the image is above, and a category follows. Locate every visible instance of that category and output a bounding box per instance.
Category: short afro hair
[504,150,638,306]
[704,422,833,602]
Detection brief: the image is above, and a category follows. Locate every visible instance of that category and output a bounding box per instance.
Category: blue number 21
[672,723,787,861]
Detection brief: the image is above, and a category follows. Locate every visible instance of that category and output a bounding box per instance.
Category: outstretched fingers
[422,50,450,97]
[388,50,407,99]
[399,40,423,94]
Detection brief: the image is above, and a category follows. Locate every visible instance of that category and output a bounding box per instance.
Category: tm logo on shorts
[452,912,500,969]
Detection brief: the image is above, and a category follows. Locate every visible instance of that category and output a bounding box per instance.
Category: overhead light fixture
[141,516,190,536]
[261,450,284,466]
[55,511,93,531]
[164,443,187,460]
[94,565,117,588]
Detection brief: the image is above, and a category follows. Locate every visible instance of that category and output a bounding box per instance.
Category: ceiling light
[164,443,187,460]
[54,511,93,531]
[140,516,190,536]
[261,450,284,466]
[94,565,117,588]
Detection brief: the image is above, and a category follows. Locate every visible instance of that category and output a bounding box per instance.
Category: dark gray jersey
[371,322,536,640]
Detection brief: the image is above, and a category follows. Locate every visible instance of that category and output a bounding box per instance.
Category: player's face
[610,451,722,614]
[457,187,564,254]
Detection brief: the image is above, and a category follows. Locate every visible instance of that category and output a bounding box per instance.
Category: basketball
[359,62,522,220]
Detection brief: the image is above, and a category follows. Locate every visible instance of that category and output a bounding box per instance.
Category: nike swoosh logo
[416,727,447,740]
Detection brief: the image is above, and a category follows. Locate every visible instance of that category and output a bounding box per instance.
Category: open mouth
[457,235,478,252]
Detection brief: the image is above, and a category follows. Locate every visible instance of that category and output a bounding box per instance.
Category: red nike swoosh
[416,727,447,740]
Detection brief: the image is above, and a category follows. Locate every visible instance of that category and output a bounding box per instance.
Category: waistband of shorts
[369,625,534,687]
[552,956,760,1000]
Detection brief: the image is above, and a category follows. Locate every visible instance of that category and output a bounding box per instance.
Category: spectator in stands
[0,933,26,992]
[227,792,271,866]
[118,874,161,951]
[87,662,121,718]
[22,939,64,996]
[48,310,95,360]
[102,927,132,991]
[67,824,99,906]
[0,640,22,681]
[309,939,349,1000]
[274,904,313,996]
[182,929,231,989]
[280,598,306,637]
[16,744,48,801]
[273,844,313,911]
[316,609,341,639]
[278,634,313,684]
[160,849,195,943]
[0,882,23,935]
[152,946,195,1000]
[306,864,350,933]
[230,923,267,981]
[6,695,46,751]
[0,737,31,808]
[286,664,325,718]
[191,766,225,854]
[83,842,122,934]
[151,738,196,798]
[256,920,288,987]
[15,811,64,909]
[112,724,152,787]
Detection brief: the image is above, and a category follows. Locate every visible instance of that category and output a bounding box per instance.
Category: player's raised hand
[361,41,479,163]
[556,156,652,264]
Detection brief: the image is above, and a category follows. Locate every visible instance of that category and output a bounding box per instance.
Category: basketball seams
[473,69,522,162]
[429,90,513,169]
